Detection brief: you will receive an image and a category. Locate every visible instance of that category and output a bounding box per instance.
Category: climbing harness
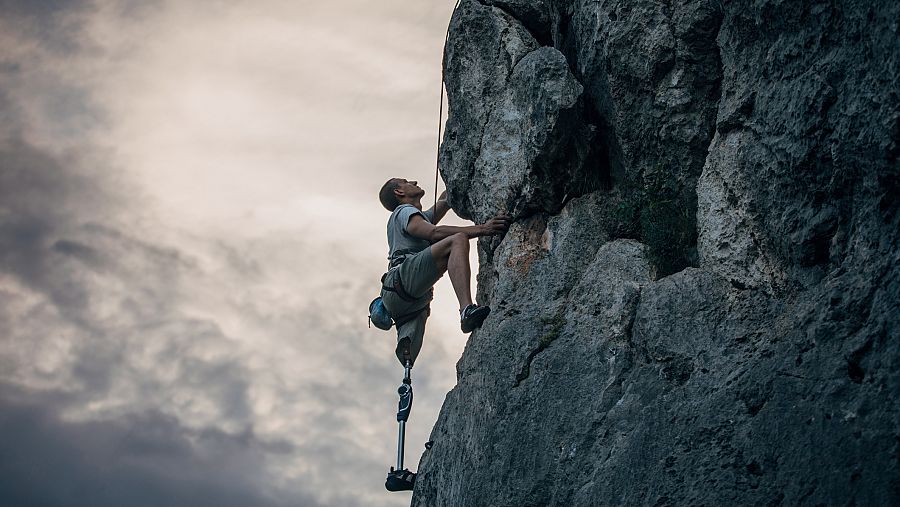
[368,266,429,330]
[388,248,417,269]
[382,269,416,302]
[368,249,422,330]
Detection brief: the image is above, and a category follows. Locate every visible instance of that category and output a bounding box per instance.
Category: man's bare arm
[406,213,509,243]
[424,191,451,225]
[430,191,451,224]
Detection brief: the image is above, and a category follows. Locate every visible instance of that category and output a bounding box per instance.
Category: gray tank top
[387,204,434,266]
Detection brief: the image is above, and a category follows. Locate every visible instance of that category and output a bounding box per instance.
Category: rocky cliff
[412,0,899,505]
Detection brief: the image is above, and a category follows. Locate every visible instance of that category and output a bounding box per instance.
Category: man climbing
[379,178,510,365]
[378,177,508,492]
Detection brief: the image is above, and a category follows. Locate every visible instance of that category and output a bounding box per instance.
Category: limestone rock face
[414,0,899,505]
[441,1,600,223]
[482,0,553,43]
[439,0,539,220]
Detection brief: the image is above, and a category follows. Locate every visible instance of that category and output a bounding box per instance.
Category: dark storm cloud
[0,138,112,272]
[0,91,22,139]
[0,0,89,16]
[0,0,93,54]
[0,383,317,507]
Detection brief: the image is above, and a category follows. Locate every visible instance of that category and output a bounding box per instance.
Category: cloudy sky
[0,1,468,505]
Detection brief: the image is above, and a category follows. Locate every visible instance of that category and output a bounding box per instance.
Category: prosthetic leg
[385,359,416,491]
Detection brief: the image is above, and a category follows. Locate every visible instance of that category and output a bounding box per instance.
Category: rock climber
[378,177,510,366]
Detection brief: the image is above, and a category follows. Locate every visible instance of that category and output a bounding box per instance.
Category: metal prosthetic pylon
[386,359,416,491]
[396,359,413,469]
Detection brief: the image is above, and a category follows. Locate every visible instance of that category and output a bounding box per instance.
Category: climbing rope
[434,0,461,206]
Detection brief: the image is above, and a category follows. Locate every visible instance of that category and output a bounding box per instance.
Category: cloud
[0,0,93,54]
[0,1,465,506]
[0,139,128,316]
[0,105,422,507]
[0,383,315,507]
[0,128,381,507]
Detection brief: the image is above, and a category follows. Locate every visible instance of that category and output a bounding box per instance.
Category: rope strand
[434,0,461,207]
[433,69,443,206]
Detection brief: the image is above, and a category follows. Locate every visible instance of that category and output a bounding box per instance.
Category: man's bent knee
[432,233,469,272]
[433,233,468,258]
[450,233,469,249]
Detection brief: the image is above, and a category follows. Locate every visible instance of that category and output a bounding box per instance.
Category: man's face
[394,178,425,200]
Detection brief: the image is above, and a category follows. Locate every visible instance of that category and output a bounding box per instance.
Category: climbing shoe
[385,467,416,491]
[460,304,491,333]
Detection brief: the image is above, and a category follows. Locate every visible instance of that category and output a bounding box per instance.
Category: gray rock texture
[414,0,899,505]
[440,1,601,223]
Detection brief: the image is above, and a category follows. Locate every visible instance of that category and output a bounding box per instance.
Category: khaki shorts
[381,246,442,366]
